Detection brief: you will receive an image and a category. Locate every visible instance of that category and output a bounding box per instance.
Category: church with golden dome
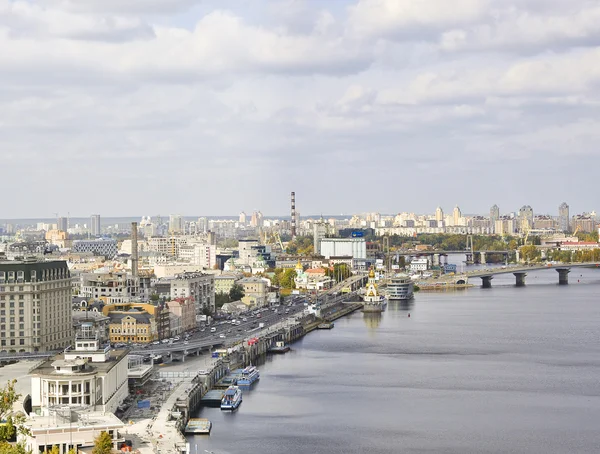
[362,267,387,313]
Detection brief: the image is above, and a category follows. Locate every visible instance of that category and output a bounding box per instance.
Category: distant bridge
[466,262,600,287]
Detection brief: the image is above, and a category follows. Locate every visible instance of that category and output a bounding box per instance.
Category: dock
[200,390,224,407]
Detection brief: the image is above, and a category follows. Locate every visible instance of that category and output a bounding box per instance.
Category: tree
[150,293,160,303]
[279,269,297,289]
[215,292,230,309]
[229,284,245,301]
[0,380,29,454]
[92,431,113,454]
[519,245,540,263]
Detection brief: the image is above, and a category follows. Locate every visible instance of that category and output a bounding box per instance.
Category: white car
[219,334,226,339]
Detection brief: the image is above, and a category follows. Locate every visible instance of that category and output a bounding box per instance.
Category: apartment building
[171,272,215,315]
[0,260,72,353]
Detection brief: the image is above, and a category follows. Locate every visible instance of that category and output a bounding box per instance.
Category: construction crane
[573,225,581,236]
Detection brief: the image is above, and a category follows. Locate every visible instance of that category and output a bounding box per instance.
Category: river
[189,266,600,453]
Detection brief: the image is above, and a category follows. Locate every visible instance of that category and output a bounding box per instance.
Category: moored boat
[220,386,243,410]
[268,341,290,354]
[184,418,212,434]
[387,274,414,301]
[317,322,335,329]
[237,365,260,387]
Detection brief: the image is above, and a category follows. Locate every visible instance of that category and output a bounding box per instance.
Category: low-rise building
[25,324,127,453]
[72,239,118,258]
[171,272,215,315]
[409,258,429,272]
[239,277,269,308]
[167,297,196,334]
[80,271,134,304]
[214,273,242,295]
[104,302,170,343]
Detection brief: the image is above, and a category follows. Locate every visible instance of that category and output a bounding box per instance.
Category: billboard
[137,400,151,409]
[351,231,364,238]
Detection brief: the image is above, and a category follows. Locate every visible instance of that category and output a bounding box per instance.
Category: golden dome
[368,267,375,278]
[296,260,303,270]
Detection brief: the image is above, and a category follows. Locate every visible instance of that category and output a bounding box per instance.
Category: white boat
[221,386,243,410]
[387,274,414,301]
[362,268,386,313]
[237,365,260,387]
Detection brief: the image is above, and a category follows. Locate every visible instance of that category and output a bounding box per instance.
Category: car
[242,318,247,322]
[257,313,262,318]
[184,341,189,345]
[219,334,226,338]
[152,341,160,345]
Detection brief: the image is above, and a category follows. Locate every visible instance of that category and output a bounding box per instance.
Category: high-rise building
[558,202,570,232]
[0,260,72,352]
[453,206,462,226]
[435,207,444,223]
[57,217,68,232]
[313,218,329,255]
[518,205,534,231]
[239,212,247,224]
[90,214,101,236]
[490,205,500,233]
[169,214,184,234]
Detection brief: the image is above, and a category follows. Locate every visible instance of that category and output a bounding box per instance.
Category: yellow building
[108,312,154,344]
[104,302,171,344]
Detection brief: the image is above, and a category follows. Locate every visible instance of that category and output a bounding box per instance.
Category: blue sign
[351,231,364,238]
[137,400,151,409]
[211,352,219,358]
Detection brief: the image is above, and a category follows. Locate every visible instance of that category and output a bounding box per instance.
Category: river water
[190,267,600,453]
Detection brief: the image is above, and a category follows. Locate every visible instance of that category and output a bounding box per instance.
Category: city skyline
[1,1,599,217]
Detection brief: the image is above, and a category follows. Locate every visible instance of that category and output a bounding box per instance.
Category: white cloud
[1,0,600,217]
[440,4,600,53]
[347,0,489,38]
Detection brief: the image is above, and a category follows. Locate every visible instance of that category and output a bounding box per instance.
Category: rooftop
[30,349,128,377]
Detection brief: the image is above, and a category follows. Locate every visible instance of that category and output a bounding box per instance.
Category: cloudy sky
[1,0,598,218]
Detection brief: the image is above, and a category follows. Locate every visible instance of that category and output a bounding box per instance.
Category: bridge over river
[465,262,600,287]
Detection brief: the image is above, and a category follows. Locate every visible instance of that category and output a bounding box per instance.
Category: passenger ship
[221,386,243,410]
[237,365,260,387]
[362,268,387,313]
[387,274,414,301]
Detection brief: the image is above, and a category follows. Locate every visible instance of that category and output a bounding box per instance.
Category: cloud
[1,0,600,217]
[39,0,202,15]
[440,4,600,54]
[347,0,489,38]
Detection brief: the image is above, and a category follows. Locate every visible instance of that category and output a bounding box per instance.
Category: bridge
[466,262,600,287]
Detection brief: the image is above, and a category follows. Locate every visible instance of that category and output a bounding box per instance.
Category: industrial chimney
[291,191,296,239]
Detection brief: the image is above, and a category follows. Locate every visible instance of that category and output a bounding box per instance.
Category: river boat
[237,365,260,387]
[317,322,335,329]
[268,341,290,354]
[184,418,212,434]
[221,386,243,410]
[387,274,415,301]
[362,268,387,313]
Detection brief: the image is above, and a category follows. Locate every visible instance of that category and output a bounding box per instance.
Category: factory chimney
[291,191,296,239]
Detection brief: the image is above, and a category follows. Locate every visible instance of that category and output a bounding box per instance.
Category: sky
[1,0,598,218]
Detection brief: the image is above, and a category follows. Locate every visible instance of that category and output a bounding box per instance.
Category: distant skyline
[1,0,599,217]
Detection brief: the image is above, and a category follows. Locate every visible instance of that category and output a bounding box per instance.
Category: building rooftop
[29,349,128,378]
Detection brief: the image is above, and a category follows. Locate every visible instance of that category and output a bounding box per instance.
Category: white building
[25,324,128,453]
[319,238,367,260]
[409,258,429,272]
[171,272,215,314]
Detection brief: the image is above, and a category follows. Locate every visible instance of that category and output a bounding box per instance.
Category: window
[19,339,24,345]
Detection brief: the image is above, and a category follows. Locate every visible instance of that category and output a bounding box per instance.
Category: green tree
[92,431,113,454]
[0,380,29,454]
[215,292,230,309]
[279,269,297,289]
[229,284,245,301]
[331,264,351,282]
[150,293,160,303]
[519,245,540,263]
